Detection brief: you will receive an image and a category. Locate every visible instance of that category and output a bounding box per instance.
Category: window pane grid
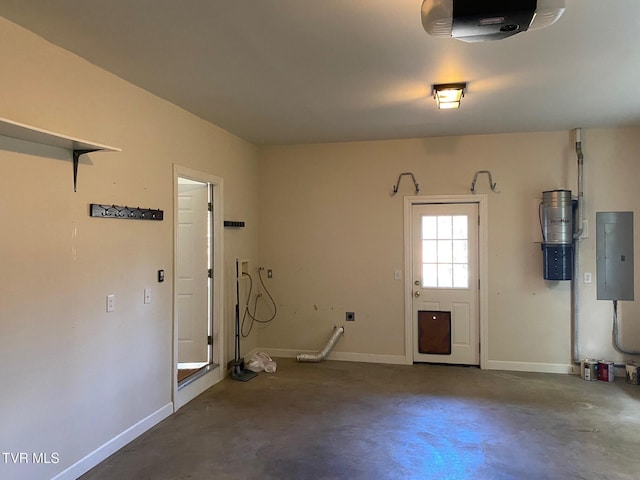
[421,214,469,289]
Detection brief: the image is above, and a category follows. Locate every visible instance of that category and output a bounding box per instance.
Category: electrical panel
[596,212,634,301]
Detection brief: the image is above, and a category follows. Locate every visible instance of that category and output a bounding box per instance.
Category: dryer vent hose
[296,326,345,363]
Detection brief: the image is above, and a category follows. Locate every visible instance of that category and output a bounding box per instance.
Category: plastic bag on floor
[245,352,277,373]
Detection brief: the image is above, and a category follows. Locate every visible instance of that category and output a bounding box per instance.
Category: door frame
[172,164,225,411]
[404,194,489,368]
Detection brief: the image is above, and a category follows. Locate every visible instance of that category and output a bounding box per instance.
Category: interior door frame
[404,194,489,368]
[173,164,225,411]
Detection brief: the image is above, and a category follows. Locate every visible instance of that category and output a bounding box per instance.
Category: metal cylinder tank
[541,190,573,245]
[541,190,574,280]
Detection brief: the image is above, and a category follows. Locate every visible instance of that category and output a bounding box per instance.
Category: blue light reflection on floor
[385,398,489,480]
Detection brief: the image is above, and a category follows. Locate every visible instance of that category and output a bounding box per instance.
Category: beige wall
[577,128,640,358]
[257,129,640,367]
[0,18,259,480]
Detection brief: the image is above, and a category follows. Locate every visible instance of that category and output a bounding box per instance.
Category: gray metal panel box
[596,211,634,301]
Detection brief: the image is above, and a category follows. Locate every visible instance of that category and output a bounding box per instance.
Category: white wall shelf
[0,116,121,191]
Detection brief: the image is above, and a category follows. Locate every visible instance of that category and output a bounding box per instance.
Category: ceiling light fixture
[433,83,466,109]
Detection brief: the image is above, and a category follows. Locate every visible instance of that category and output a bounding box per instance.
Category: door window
[421,215,469,288]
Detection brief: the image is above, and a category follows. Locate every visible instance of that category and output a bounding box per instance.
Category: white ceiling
[1,0,640,145]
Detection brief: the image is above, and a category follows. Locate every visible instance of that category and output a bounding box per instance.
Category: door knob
[414,280,420,286]
[414,291,420,297]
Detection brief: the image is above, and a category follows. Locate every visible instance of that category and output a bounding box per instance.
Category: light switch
[394,270,402,280]
[144,288,151,304]
[580,219,589,239]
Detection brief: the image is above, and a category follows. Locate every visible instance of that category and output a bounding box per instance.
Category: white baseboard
[262,349,575,373]
[485,360,574,375]
[51,402,173,480]
[261,348,407,365]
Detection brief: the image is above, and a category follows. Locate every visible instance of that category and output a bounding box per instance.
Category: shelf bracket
[73,149,100,192]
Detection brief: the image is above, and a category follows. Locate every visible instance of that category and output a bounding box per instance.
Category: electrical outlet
[106,295,115,312]
[346,312,355,321]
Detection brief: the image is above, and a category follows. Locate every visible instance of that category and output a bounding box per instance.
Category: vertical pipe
[573,128,584,240]
[572,128,583,363]
[572,240,580,363]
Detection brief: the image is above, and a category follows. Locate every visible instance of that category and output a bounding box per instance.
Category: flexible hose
[296,326,345,363]
[612,300,640,360]
[240,268,277,338]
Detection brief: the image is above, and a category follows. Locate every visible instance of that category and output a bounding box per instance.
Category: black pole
[231,259,257,381]
[235,259,240,363]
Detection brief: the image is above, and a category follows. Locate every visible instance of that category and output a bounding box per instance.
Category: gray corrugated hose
[296,326,345,362]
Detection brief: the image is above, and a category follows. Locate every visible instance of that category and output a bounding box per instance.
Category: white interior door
[412,203,479,365]
[177,180,210,364]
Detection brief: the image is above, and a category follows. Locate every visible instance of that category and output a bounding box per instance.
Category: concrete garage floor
[81,359,640,480]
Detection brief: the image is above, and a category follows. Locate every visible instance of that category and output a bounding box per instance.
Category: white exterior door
[177,180,210,364]
[412,203,479,365]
